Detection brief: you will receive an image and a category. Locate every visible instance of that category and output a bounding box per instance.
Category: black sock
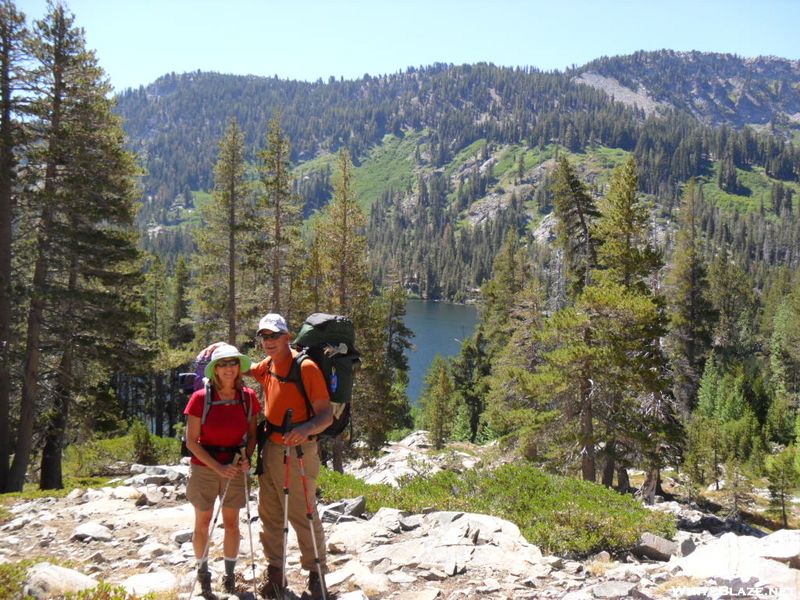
[224,557,236,577]
[197,558,209,574]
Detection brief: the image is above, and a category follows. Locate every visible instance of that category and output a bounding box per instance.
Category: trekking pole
[189,452,240,599]
[243,462,258,598]
[295,443,327,600]
[281,409,294,594]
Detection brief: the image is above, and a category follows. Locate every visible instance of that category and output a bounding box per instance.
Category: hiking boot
[259,564,284,599]
[222,574,236,594]
[308,570,329,600]
[197,570,216,599]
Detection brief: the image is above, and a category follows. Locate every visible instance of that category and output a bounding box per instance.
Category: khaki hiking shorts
[186,462,247,511]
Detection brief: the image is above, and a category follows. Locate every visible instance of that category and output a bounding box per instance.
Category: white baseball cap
[257,313,288,334]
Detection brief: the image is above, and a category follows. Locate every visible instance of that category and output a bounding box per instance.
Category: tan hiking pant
[257,439,327,572]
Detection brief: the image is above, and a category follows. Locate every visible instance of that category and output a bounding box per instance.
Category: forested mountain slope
[115,50,800,299]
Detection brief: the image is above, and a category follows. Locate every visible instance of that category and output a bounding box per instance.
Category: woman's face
[214,358,240,386]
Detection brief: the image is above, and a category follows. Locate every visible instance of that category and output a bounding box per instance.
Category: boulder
[70,521,113,542]
[26,562,98,599]
[121,570,179,595]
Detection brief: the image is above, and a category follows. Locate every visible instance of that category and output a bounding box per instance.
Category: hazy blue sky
[15,0,800,93]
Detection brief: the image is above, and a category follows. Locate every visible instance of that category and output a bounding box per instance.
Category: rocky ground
[4,432,800,600]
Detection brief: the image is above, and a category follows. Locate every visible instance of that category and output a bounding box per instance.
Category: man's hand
[283,424,312,446]
[197,342,225,361]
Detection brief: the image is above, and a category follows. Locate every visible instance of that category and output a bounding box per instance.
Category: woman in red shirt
[184,344,261,597]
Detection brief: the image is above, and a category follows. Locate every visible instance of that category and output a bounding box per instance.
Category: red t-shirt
[251,350,329,443]
[184,386,261,466]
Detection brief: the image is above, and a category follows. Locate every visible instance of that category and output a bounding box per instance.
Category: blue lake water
[403,300,479,403]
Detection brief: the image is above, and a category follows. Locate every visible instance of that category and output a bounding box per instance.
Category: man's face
[258,330,290,358]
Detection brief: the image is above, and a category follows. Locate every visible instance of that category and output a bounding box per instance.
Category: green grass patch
[352,131,425,209]
[319,462,674,558]
[443,138,488,179]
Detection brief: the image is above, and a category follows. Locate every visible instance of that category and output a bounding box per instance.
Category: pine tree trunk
[0,2,23,492]
[332,435,344,473]
[40,265,77,489]
[9,255,48,491]
[616,467,630,493]
[153,374,165,437]
[0,151,11,490]
[40,380,70,491]
[601,436,616,488]
[580,329,595,482]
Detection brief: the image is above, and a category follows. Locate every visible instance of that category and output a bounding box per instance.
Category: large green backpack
[290,313,360,437]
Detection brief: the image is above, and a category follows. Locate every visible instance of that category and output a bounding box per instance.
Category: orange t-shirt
[251,349,330,442]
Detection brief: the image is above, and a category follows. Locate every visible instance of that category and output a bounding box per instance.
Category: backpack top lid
[293,313,359,357]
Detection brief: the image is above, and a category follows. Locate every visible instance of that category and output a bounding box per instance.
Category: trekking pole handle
[282,408,294,431]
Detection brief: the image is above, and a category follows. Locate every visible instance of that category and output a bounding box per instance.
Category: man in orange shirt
[249,313,332,600]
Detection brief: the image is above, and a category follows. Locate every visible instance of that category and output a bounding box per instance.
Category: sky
[14,0,800,94]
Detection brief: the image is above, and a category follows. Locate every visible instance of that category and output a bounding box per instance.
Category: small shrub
[385,428,414,442]
[130,420,157,465]
[64,429,182,478]
[64,581,149,600]
[0,560,36,600]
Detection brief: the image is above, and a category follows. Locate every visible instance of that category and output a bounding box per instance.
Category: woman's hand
[216,462,241,479]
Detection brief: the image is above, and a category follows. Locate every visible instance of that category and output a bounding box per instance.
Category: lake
[403,300,479,403]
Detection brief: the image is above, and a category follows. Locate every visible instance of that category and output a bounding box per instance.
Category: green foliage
[63,430,180,477]
[720,459,755,522]
[416,354,457,449]
[0,560,36,600]
[130,421,158,465]
[67,583,150,600]
[318,463,674,557]
[765,446,799,528]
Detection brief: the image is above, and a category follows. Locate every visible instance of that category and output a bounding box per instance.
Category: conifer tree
[193,117,255,347]
[383,283,415,387]
[311,148,405,466]
[766,290,800,444]
[9,1,145,491]
[479,232,530,362]
[417,354,456,450]
[765,447,799,528]
[591,156,673,488]
[665,180,716,413]
[169,255,194,347]
[450,331,491,443]
[722,459,754,522]
[593,156,663,291]
[314,148,372,312]
[0,0,29,491]
[143,254,172,436]
[527,158,674,485]
[550,156,600,300]
[256,111,303,319]
[707,254,757,360]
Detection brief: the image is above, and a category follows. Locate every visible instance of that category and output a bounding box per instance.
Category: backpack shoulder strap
[241,388,252,421]
[201,382,213,425]
[293,352,315,419]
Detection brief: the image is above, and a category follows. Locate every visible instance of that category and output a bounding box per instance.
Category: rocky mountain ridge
[4,432,800,600]
[578,51,800,128]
